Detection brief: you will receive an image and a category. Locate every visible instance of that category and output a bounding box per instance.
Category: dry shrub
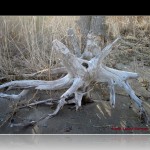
[106,16,150,37]
[0,16,149,77]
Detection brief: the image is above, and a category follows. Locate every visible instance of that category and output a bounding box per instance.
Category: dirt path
[0,89,150,134]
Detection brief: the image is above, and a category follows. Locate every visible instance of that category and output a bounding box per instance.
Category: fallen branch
[10,121,36,128]
[18,98,59,109]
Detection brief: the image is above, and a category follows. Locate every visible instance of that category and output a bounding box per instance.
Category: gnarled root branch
[122,81,149,123]
[0,74,73,102]
[0,90,29,101]
[97,65,149,123]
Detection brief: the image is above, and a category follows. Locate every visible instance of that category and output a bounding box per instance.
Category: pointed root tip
[0,93,6,98]
[114,36,121,43]
[75,105,82,111]
[110,103,115,108]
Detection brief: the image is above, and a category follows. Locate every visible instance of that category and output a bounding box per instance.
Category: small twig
[9,112,53,128]
[22,69,49,78]
[96,113,101,120]
[28,90,38,104]
[18,98,59,109]
[10,121,36,128]
[13,98,65,128]
[35,98,67,123]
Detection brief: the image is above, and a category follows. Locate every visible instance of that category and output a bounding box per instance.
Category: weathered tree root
[0,28,149,126]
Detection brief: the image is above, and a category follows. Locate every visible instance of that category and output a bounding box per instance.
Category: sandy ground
[0,88,150,134]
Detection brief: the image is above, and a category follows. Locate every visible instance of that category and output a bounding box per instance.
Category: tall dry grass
[0,16,79,76]
[106,16,150,37]
[0,16,150,77]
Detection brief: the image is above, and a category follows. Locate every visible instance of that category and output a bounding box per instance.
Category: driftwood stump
[0,28,149,125]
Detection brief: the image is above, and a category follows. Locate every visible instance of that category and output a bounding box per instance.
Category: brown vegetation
[0,16,150,79]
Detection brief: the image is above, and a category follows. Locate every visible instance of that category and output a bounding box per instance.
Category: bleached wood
[0,28,148,123]
[61,78,84,98]
[76,16,106,50]
[74,91,84,110]
[81,33,101,60]
[90,16,106,36]
[96,37,121,64]
[46,98,67,119]
[0,90,29,101]
[10,121,36,128]
[75,16,91,50]
[0,74,72,91]
[122,81,142,108]
[67,28,81,57]
[35,74,73,90]
[52,40,87,78]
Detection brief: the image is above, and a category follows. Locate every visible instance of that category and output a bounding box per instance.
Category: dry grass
[0,16,79,76]
[0,16,150,78]
[106,16,150,37]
